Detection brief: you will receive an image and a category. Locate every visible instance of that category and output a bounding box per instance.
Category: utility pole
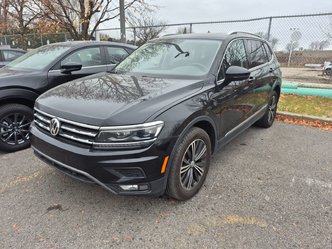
[119,0,126,43]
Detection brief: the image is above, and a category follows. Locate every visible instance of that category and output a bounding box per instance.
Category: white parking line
[291,176,332,191]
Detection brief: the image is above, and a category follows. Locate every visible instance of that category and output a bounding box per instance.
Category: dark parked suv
[30,32,282,200]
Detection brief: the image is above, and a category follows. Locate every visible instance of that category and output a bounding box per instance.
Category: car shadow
[35,126,264,216]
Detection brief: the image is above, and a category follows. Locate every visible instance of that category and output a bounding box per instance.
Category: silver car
[323,61,332,75]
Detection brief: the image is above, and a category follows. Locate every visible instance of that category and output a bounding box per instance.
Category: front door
[47,46,107,89]
[212,39,256,138]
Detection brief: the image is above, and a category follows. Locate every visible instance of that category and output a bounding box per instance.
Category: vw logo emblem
[50,118,61,136]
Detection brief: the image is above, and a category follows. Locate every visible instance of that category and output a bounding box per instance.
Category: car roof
[153,32,264,42]
[39,41,137,50]
[0,48,26,52]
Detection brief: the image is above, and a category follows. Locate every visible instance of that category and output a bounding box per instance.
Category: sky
[105,0,332,50]
[155,0,332,23]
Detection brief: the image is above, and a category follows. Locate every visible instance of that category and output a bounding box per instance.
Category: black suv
[0,41,136,151]
[30,33,282,200]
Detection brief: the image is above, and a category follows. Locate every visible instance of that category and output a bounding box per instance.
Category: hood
[36,72,205,126]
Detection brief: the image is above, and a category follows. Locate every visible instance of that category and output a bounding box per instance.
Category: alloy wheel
[268,95,277,124]
[180,139,208,190]
[0,113,31,146]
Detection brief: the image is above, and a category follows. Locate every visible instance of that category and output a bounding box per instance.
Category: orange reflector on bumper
[161,156,169,174]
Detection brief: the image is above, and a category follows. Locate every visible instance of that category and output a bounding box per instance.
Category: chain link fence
[98,13,332,84]
[0,32,73,50]
[1,13,332,83]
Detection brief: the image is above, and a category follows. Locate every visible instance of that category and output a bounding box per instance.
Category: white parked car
[323,61,332,75]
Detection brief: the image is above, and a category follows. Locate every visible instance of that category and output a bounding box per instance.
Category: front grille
[34,108,99,145]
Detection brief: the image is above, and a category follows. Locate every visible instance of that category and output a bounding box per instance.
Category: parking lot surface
[1,122,332,249]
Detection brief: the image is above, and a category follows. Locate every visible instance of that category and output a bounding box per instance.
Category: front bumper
[30,125,175,196]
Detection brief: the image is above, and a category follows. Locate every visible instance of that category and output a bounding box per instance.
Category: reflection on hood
[42,73,171,103]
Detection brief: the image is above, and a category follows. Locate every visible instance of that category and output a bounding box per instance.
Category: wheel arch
[191,119,217,154]
[163,115,217,199]
[0,88,38,109]
[172,115,218,156]
[0,98,35,109]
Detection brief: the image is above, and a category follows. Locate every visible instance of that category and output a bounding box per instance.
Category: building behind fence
[1,12,332,67]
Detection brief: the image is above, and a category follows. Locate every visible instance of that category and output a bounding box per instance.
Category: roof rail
[229,31,262,38]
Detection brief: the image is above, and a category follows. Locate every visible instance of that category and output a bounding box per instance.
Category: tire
[326,68,331,76]
[0,104,33,152]
[166,127,211,201]
[255,91,279,128]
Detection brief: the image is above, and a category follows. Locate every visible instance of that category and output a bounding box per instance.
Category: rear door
[244,39,272,111]
[213,39,256,137]
[47,46,107,89]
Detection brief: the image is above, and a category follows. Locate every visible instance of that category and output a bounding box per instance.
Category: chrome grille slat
[61,124,98,137]
[34,108,99,130]
[34,120,50,131]
[59,132,93,144]
[34,113,50,124]
[33,108,99,145]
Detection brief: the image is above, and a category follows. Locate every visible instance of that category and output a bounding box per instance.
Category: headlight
[93,121,164,149]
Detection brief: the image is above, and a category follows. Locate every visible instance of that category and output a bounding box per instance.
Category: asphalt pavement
[1,122,331,249]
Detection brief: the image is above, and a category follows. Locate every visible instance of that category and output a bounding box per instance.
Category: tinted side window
[245,40,268,68]
[62,47,102,67]
[107,47,129,64]
[3,51,24,61]
[263,43,273,61]
[218,39,248,80]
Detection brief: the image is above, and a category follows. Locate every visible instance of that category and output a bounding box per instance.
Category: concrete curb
[283,81,332,90]
[277,111,332,124]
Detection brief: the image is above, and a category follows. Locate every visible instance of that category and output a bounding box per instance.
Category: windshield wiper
[161,42,190,58]
[174,51,190,58]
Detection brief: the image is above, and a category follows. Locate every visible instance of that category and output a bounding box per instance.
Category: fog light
[139,184,149,191]
[119,185,139,191]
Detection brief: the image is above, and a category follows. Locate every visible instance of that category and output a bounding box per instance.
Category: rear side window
[245,40,269,68]
[106,47,129,64]
[3,50,24,62]
[218,39,248,80]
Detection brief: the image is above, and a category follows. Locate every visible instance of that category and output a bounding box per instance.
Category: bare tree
[269,37,279,50]
[0,0,9,34]
[309,40,330,50]
[127,14,166,45]
[286,41,299,52]
[0,0,39,48]
[33,0,154,40]
[256,32,279,50]
[319,40,330,50]
[309,41,320,50]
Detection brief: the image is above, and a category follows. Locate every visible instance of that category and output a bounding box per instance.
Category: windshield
[6,45,71,71]
[115,39,222,77]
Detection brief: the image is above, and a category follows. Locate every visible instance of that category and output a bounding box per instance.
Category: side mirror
[224,66,250,85]
[60,62,82,74]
